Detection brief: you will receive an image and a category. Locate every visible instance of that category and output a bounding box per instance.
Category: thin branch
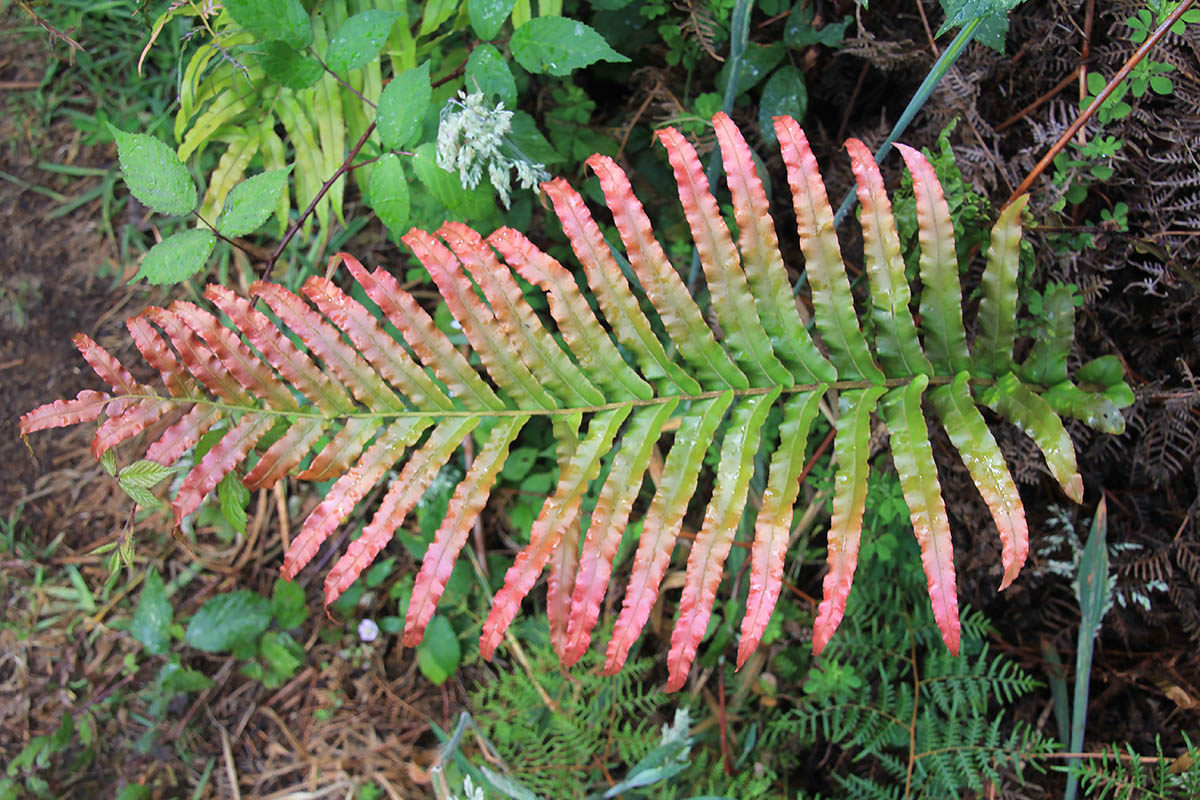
[16,0,84,54]
[264,121,377,276]
[1005,0,1197,207]
[313,52,376,109]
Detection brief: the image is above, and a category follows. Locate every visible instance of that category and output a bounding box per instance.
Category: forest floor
[2,0,1199,798]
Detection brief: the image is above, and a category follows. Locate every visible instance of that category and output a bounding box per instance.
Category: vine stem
[263,121,377,276]
[1004,0,1197,208]
[261,61,468,276]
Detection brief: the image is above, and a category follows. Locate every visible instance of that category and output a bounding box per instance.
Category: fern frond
[22,113,1132,685]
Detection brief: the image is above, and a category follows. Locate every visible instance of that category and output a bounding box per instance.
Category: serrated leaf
[123,484,165,510]
[325,11,400,74]
[159,661,216,693]
[259,630,304,684]
[411,142,495,217]
[469,0,516,40]
[510,18,630,77]
[254,41,322,89]
[131,568,172,656]
[417,614,461,685]
[377,62,431,150]
[367,154,410,237]
[272,578,308,629]
[223,0,312,49]
[466,44,517,107]
[216,168,291,238]
[119,459,179,489]
[108,126,196,216]
[185,590,271,652]
[135,229,215,286]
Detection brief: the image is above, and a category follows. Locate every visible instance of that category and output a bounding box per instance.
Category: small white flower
[357,618,380,643]
[435,90,548,209]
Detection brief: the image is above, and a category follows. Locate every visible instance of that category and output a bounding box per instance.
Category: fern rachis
[21,113,1132,688]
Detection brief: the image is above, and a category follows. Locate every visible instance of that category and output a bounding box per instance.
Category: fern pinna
[21,113,1131,689]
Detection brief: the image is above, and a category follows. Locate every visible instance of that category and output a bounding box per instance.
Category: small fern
[21,113,1132,687]
[766,548,1056,798]
[1064,736,1200,800]
[468,622,669,798]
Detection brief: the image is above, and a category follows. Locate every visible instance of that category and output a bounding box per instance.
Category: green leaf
[158,660,215,693]
[1019,283,1074,386]
[135,229,215,286]
[412,142,494,217]
[1042,381,1126,435]
[368,154,410,238]
[718,43,785,96]
[758,66,807,143]
[974,196,1027,377]
[509,112,560,165]
[377,62,431,150]
[937,0,1022,50]
[272,578,308,629]
[466,44,517,107]
[122,484,164,510]
[419,0,458,36]
[223,0,312,49]
[1076,355,1123,388]
[254,41,322,89]
[185,590,271,652]
[509,18,630,77]
[216,168,290,238]
[983,372,1084,503]
[325,11,400,74]
[784,4,850,49]
[259,630,304,686]
[417,614,461,685]
[108,126,196,216]
[469,0,516,41]
[217,472,250,535]
[118,459,179,490]
[131,568,172,656]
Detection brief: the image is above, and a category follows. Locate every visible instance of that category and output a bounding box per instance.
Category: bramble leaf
[109,126,196,216]
[217,168,291,238]
[223,0,312,49]
[325,11,401,74]
[377,63,431,150]
[510,18,630,76]
[136,230,215,285]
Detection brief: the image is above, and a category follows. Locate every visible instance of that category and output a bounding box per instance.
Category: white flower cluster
[436,90,548,209]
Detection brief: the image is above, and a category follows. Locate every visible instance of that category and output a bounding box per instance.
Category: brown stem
[1004,0,1197,208]
[996,65,1081,132]
[264,121,376,276]
[315,53,376,109]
